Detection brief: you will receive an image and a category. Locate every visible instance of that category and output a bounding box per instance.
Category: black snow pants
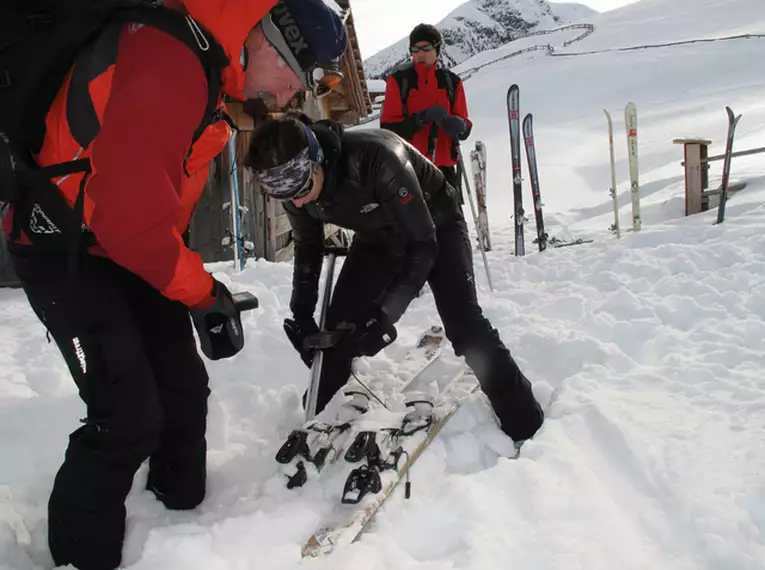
[9,248,210,570]
[439,165,464,204]
[314,215,544,442]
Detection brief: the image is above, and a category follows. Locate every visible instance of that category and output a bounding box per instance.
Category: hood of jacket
[181,0,277,99]
[310,119,345,192]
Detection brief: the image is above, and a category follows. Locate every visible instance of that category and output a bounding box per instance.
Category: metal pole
[304,252,338,422]
[227,131,244,270]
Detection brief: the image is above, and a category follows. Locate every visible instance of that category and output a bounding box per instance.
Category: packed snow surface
[1,0,764,568]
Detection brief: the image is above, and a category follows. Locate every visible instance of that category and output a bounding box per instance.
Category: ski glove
[283,316,320,368]
[190,280,245,361]
[417,105,448,126]
[346,309,397,357]
[442,115,467,138]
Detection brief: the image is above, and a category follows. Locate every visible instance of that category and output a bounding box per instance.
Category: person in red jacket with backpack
[0,1,346,569]
[380,23,472,200]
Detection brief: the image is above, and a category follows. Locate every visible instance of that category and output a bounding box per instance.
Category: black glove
[283,316,319,368]
[417,105,448,126]
[190,280,245,361]
[442,115,466,138]
[346,309,397,357]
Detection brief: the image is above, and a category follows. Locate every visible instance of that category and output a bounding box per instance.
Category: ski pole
[457,145,493,292]
[233,291,259,312]
[304,246,349,422]
[227,130,245,271]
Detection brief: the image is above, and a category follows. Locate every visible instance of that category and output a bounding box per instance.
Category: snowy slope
[547,1,595,23]
[2,0,765,568]
[363,0,597,78]
[563,0,765,52]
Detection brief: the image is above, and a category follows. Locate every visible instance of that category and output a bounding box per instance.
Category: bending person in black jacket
[245,115,544,443]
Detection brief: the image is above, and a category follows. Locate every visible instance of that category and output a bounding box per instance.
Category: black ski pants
[9,248,210,570]
[439,165,464,204]
[315,215,544,442]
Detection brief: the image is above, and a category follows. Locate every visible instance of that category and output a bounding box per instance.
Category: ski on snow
[274,325,447,489]
[301,365,481,558]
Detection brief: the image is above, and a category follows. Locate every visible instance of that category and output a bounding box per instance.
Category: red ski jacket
[3,0,277,307]
[380,63,471,167]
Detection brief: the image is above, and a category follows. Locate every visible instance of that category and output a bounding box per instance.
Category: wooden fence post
[673,138,711,216]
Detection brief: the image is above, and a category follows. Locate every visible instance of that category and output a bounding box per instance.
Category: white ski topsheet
[302,360,479,558]
[2,1,765,569]
[624,102,641,231]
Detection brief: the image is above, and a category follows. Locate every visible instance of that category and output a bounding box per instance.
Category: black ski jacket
[283,120,462,324]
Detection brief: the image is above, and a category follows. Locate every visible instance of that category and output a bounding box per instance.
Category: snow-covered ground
[2,0,765,568]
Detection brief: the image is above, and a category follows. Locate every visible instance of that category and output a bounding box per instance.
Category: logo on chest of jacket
[360,203,380,214]
[398,187,413,205]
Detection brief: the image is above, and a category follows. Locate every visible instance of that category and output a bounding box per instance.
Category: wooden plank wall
[0,226,21,288]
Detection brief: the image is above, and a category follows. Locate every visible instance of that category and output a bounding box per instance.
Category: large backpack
[0,1,228,250]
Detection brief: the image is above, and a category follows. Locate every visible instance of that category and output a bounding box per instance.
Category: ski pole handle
[233,291,259,312]
[303,328,352,351]
[323,246,350,257]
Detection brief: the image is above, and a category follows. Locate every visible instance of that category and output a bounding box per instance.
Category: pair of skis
[603,102,640,235]
[275,325,448,488]
[507,84,547,255]
[274,325,483,558]
[303,368,480,557]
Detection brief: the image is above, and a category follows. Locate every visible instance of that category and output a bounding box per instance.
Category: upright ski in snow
[715,106,742,224]
[522,113,547,252]
[470,141,491,252]
[624,102,641,231]
[457,146,494,291]
[507,84,525,256]
[604,109,620,238]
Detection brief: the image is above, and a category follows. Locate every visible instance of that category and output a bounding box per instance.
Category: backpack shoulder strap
[436,68,457,112]
[391,64,417,116]
[108,6,228,144]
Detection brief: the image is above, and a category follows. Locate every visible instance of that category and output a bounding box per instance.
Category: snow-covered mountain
[363,0,598,79]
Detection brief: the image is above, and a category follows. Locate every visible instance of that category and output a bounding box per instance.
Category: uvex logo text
[272,3,308,56]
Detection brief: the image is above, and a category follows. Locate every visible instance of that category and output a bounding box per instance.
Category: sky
[350,0,641,59]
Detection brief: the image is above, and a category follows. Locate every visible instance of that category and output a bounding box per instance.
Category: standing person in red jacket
[0,1,346,569]
[380,23,472,201]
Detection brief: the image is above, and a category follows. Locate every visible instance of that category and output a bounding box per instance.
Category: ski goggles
[312,66,343,99]
[258,11,344,100]
[254,125,324,200]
